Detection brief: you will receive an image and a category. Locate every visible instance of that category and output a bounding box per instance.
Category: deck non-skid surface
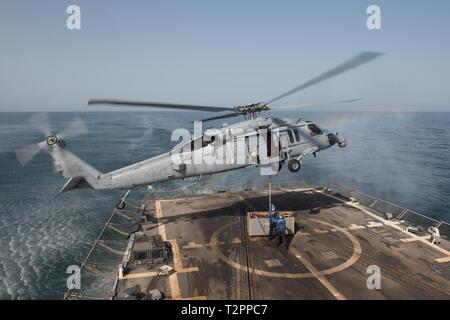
[116,188,450,300]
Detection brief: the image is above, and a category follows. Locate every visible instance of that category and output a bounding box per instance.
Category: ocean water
[0,111,449,299]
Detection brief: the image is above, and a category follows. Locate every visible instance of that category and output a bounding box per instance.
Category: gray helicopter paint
[48,116,344,193]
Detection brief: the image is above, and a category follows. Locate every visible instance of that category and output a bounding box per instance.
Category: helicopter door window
[191,137,204,151]
[307,123,324,136]
[287,130,295,144]
[293,128,300,142]
[202,136,215,148]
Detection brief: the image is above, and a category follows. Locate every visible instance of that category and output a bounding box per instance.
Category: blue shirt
[268,211,277,224]
[276,216,286,232]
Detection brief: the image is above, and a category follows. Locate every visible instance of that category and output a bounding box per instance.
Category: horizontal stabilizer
[60,177,95,193]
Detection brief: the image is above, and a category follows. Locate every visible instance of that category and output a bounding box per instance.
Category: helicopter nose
[327,133,337,146]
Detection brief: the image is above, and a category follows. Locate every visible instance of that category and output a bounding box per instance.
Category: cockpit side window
[293,128,300,142]
[307,123,324,136]
[287,130,295,143]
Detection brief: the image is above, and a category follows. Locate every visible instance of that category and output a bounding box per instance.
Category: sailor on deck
[275,214,288,250]
[268,203,277,241]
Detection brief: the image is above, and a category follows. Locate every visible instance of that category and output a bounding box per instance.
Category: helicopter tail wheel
[288,159,301,173]
[116,201,126,210]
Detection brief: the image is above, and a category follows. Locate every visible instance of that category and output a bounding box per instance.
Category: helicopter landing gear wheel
[116,201,126,210]
[288,159,301,173]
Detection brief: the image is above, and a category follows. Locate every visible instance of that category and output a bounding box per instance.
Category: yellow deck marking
[156,202,200,299]
[210,219,361,278]
[348,224,366,230]
[157,197,203,203]
[179,296,208,300]
[366,222,384,228]
[167,240,184,299]
[185,224,368,250]
[314,229,330,234]
[316,189,450,263]
[435,256,450,263]
[401,235,432,243]
[183,242,204,249]
[155,201,182,299]
[119,267,198,280]
[168,239,187,271]
[292,248,347,300]
[119,271,158,280]
[230,237,242,244]
[183,241,226,249]
[155,200,167,241]
[167,275,181,300]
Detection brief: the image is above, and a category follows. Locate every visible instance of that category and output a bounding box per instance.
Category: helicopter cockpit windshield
[307,123,324,136]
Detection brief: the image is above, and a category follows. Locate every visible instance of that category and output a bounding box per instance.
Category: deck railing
[325,182,450,239]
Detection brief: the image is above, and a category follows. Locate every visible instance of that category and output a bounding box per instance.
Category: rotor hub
[232,102,269,119]
[46,134,60,146]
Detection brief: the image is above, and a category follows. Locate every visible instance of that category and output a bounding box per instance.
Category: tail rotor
[15,114,88,167]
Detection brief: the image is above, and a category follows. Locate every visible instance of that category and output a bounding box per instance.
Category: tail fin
[46,145,106,193]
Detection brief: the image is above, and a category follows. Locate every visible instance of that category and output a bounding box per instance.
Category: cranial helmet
[269,203,276,212]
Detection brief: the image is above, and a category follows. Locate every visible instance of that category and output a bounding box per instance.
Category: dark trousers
[276,230,288,249]
[268,221,276,240]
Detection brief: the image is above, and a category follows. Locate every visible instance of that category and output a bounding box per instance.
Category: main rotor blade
[273,98,363,110]
[88,99,233,112]
[198,112,240,122]
[265,52,384,106]
[28,113,51,137]
[15,141,48,167]
[58,116,88,140]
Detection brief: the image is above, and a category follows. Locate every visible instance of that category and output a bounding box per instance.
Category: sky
[0,0,449,112]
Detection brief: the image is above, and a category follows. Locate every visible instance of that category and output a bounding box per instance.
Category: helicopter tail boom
[45,145,106,193]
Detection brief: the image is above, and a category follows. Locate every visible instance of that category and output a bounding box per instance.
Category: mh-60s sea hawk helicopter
[16,52,382,195]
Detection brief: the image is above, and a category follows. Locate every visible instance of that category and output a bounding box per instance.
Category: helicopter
[15,52,382,195]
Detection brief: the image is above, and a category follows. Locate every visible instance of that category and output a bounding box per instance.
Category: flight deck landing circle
[210,218,362,278]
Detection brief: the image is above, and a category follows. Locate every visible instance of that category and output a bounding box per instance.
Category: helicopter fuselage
[58,116,344,192]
